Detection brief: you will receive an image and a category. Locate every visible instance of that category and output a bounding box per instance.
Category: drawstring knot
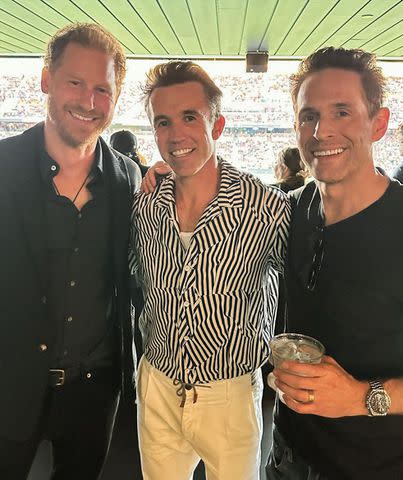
[173,379,211,407]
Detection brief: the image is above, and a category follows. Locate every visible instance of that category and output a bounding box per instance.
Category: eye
[69,80,80,86]
[156,119,168,128]
[184,114,196,122]
[300,113,316,123]
[337,110,349,117]
[97,87,111,96]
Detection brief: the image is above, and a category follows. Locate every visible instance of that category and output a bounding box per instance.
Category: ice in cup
[269,333,325,368]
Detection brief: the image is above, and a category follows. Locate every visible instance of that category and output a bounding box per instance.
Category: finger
[142,175,154,194]
[275,380,315,404]
[267,372,277,391]
[140,178,150,194]
[155,164,171,175]
[282,395,316,415]
[273,369,318,388]
[321,355,339,366]
[276,361,323,378]
[147,172,157,188]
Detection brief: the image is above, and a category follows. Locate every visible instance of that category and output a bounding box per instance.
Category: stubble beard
[47,96,111,148]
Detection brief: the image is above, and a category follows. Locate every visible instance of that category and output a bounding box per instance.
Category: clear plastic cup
[269,333,325,368]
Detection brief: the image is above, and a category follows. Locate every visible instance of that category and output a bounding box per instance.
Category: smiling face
[41,42,118,148]
[148,81,225,179]
[295,68,388,186]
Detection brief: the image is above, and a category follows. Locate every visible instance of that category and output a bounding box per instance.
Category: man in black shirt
[267,47,403,479]
[0,23,141,479]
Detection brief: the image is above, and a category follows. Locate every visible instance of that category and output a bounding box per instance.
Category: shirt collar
[153,158,243,211]
[38,127,103,181]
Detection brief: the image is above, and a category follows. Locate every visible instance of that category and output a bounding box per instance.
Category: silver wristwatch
[365,379,391,416]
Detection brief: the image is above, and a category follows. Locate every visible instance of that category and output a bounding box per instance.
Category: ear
[212,115,225,140]
[114,86,121,106]
[41,67,50,94]
[371,107,390,142]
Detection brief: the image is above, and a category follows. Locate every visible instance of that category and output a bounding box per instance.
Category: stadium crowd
[0,68,402,181]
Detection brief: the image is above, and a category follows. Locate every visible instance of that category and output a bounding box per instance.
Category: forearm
[384,378,403,414]
[349,377,403,416]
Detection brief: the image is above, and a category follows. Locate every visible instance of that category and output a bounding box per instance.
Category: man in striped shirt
[130,61,290,479]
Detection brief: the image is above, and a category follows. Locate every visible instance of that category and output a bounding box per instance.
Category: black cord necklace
[52,170,91,205]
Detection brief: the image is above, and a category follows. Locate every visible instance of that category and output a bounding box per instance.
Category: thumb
[322,355,340,367]
[154,162,172,174]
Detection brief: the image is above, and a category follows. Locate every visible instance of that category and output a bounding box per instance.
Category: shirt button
[184,336,190,342]
[41,296,47,304]
[184,265,191,272]
[78,213,82,219]
[73,247,79,253]
[184,301,190,308]
[39,344,47,352]
[63,350,68,356]
[70,280,76,287]
[67,316,73,323]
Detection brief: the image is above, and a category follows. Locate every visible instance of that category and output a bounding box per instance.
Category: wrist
[383,378,395,413]
[353,380,370,416]
[365,379,392,416]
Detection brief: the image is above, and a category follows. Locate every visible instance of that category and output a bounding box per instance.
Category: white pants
[136,357,263,480]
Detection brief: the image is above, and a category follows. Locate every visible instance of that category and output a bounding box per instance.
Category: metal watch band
[366,378,391,417]
[369,379,384,390]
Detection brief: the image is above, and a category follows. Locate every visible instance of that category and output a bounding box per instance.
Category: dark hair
[274,147,307,182]
[142,61,223,120]
[110,130,137,156]
[290,47,386,117]
[44,23,126,96]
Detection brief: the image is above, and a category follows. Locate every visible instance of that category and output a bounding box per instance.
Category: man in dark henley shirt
[0,24,141,480]
[40,140,116,373]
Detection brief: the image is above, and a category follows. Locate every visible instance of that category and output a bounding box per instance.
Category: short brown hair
[290,47,386,117]
[44,23,126,96]
[142,61,223,120]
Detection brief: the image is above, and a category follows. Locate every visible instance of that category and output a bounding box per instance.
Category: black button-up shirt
[39,136,116,370]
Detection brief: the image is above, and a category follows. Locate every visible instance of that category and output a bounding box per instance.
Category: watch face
[368,389,391,416]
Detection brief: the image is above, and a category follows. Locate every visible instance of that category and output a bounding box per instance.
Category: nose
[313,117,334,141]
[79,87,95,111]
[169,122,186,143]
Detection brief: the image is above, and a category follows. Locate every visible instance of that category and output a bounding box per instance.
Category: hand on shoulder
[141,161,172,194]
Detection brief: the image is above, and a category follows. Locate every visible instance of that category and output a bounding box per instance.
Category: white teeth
[70,111,94,122]
[171,148,193,157]
[313,148,344,157]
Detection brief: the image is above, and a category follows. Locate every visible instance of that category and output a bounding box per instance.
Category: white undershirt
[179,231,193,250]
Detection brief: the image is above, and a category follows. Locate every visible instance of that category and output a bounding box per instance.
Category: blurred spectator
[273,147,308,192]
[110,129,149,177]
[392,123,403,183]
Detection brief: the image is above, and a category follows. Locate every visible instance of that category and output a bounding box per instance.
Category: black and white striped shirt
[131,160,290,384]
